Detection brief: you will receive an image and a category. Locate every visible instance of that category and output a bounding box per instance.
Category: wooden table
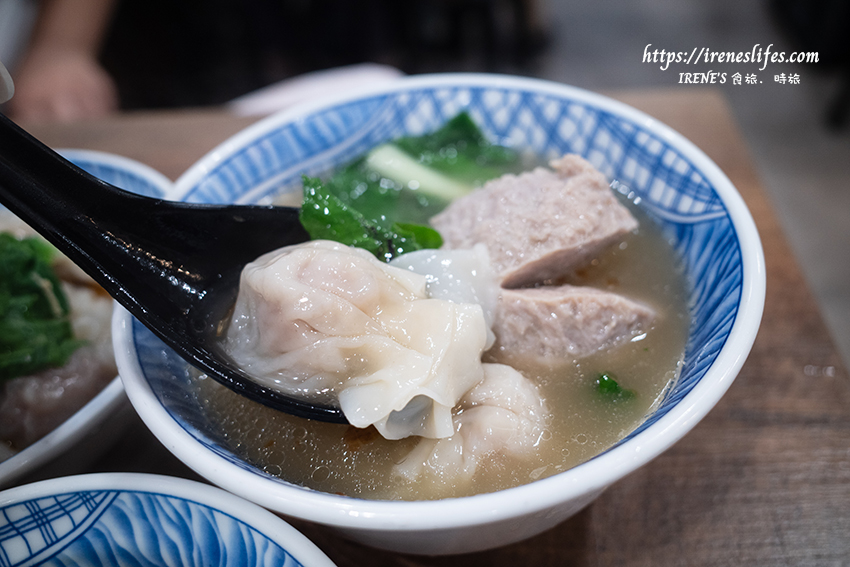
[22,88,850,566]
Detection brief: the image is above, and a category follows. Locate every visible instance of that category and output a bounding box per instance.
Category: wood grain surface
[22,88,850,566]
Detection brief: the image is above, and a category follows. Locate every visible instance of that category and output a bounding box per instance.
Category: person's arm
[8,0,118,123]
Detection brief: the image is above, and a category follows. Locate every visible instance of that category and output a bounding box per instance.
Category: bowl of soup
[114,74,765,555]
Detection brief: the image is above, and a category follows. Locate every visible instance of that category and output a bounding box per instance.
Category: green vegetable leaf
[320,156,447,226]
[393,111,521,185]
[393,222,443,250]
[297,113,518,259]
[299,176,443,262]
[315,112,523,226]
[0,233,83,380]
[595,372,636,401]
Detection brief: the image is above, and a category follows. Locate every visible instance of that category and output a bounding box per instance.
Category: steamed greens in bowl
[0,234,82,381]
[0,211,118,460]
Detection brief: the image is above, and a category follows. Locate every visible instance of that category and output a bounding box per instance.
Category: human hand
[8,49,118,123]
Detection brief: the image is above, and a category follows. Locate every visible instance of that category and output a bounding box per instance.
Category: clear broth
[195,195,689,500]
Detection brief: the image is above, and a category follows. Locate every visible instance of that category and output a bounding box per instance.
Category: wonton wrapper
[393,363,548,484]
[225,240,490,439]
[389,243,499,350]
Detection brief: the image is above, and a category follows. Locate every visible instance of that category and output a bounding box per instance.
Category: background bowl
[115,74,765,555]
[0,150,171,488]
[0,472,336,566]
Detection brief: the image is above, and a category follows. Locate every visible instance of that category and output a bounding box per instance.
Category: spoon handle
[0,113,304,316]
[0,113,144,253]
[0,113,346,423]
[0,114,196,319]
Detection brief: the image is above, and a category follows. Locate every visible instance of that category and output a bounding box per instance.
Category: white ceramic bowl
[115,74,766,555]
[0,150,172,488]
[0,472,336,566]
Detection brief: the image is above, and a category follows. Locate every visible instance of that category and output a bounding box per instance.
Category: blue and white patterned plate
[0,150,171,489]
[0,473,335,566]
[115,74,766,555]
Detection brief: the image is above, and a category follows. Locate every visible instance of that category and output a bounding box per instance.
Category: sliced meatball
[431,154,637,288]
[488,285,656,365]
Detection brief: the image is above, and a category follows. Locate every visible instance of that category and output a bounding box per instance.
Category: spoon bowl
[0,113,346,423]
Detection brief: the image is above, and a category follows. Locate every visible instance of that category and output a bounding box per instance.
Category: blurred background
[2,0,849,366]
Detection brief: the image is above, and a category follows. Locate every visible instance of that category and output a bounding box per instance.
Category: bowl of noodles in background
[114,74,765,555]
[0,150,172,488]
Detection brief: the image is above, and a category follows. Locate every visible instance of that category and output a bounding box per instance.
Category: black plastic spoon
[0,113,348,423]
